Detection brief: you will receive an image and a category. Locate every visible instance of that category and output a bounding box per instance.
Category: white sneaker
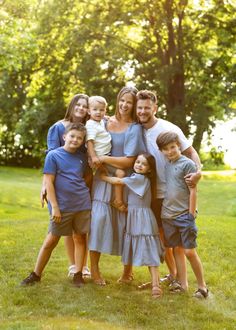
[82,266,91,278]
[68,264,77,277]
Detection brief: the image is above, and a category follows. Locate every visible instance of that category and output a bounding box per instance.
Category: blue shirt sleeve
[124,123,147,157]
[43,151,57,175]
[47,122,65,152]
[123,173,150,197]
[183,159,197,176]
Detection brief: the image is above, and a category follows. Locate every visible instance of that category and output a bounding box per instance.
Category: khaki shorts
[48,210,91,236]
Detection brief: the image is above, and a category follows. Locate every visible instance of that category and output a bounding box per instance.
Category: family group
[21,87,209,299]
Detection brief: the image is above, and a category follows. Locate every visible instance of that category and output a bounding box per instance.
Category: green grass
[0,166,236,330]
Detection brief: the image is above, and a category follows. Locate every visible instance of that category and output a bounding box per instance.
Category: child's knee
[116,169,125,178]
[73,233,86,245]
[43,234,59,250]
[184,248,196,259]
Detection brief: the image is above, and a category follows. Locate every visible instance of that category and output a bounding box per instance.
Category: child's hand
[52,206,61,223]
[92,156,101,167]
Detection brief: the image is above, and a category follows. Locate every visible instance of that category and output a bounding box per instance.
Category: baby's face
[161,142,181,162]
[88,101,106,122]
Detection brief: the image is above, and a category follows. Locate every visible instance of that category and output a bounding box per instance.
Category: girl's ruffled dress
[122,173,165,266]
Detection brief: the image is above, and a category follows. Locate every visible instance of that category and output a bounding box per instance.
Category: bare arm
[40,175,47,207]
[99,155,136,170]
[189,186,197,218]
[45,174,61,223]
[182,146,202,187]
[100,174,124,185]
[87,140,101,167]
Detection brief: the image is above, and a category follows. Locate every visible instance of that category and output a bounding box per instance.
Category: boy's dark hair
[156,131,180,150]
[64,123,87,135]
[136,90,157,104]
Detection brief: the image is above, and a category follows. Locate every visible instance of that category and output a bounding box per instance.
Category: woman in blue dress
[89,86,146,285]
[41,93,91,278]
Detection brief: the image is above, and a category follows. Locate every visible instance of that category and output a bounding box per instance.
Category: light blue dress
[89,123,146,255]
[122,173,165,266]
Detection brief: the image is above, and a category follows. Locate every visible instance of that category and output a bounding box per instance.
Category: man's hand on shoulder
[184,171,202,188]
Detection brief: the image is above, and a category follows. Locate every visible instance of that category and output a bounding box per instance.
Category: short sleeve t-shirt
[161,155,197,218]
[144,119,191,198]
[44,147,91,213]
[85,119,111,156]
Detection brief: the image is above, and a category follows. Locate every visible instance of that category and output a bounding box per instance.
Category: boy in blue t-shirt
[156,131,208,299]
[21,123,91,288]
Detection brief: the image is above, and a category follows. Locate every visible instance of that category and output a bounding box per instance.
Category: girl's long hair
[64,94,89,124]
[140,153,157,202]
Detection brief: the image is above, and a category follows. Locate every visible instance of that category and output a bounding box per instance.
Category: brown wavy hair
[64,94,89,124]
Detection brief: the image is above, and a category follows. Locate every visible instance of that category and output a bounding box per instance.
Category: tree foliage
[0,0,235,166]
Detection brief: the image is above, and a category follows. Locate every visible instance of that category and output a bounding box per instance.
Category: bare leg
[118,264,133,283]
[34,233,60,276]
[173,246,188,290]
[111,169,127,212]
[64,236,75,265]
[90,250,105,285]
[148,266,162,298]
[65,235,90,271]
[159,228,177,279]
[83,235,89,265]
[184,248,207,290]
[73,233,86,273]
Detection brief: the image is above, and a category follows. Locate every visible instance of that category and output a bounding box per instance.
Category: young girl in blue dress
[100,153,165,298]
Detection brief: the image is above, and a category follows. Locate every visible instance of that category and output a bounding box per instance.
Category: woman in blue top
[41,93,91,278]
[89,86,146,285]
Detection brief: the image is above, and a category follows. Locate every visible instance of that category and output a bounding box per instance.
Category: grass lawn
[0,166,236,330]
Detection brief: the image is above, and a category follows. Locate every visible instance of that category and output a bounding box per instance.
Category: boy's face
[63,129,85,152]
[88,101,106,122]
[161,141,181,162]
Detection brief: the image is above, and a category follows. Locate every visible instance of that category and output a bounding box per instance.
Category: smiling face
[133,154,151,175]
[88,100,106,122]
[118,93,135,119]
[63,129,85,152]
[72,98,88,122]
[161,141,181,162]
[136,99,157,128]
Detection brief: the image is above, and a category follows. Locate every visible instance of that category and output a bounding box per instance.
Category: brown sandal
[93,278,106,286]
[151,286,163,299]
[117,274,134,284]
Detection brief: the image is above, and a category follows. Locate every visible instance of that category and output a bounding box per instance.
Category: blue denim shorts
[162,213,198,249]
